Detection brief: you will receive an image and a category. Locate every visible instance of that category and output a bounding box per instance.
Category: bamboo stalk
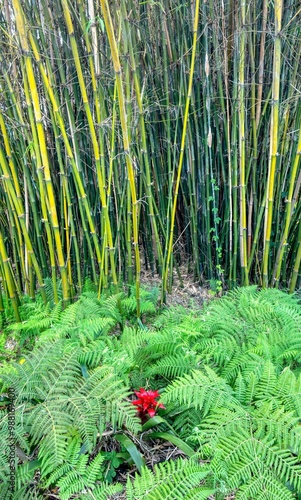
[238,0,249,286]
[61,0,117,287]
[0,231,20,321]
[273,121,301,286]
[99,0,141,314]
[289,216,301,293]
[162,0,200,297]
[262,0,283,287]
[12,0,69,303]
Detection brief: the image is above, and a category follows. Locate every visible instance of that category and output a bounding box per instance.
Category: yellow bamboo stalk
[262,0,283,287]
[27,31,102,281]
[162,0,200,296]
[0,112,27,287]
[12,0,70,303]
[61,0,117,286]
[121,2,163,270]
[0,146,47,304]
[289,218,301,293]
[99,0,141,315]
[77,0,111,287]
[22,65,58,303]
[238,0,249,285]
[0,231,20,321]
[273,122,301,284]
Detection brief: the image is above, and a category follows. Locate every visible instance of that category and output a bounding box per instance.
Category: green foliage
[0,340,140,497]
[1,286,301,498]
[7,286,157,351]
[158,287,301,498]
[125,458,215,499]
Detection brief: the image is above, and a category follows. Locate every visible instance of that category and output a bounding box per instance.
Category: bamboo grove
[0,0,300,317]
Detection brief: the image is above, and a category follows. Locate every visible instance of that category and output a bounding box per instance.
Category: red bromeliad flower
[132,388,165,423]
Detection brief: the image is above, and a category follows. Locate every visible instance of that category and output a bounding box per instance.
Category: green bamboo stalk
[12,0,69,303]
[122,1,163,272]
[238,0,249,286]
[0,231,20,321]
[228,30,239,287]
[289,216,301,293]
[99,0,141,315]
[273,120,301,285]
[262,0,283,287]
[61,0,117,287]
[162,0,200,297]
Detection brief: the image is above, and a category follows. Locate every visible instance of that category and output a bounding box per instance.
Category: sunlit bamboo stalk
[238,0,249,286]
[12,0,69,303]
[99,0,141,314]
[262,0,283,287]
[162,0,200,298]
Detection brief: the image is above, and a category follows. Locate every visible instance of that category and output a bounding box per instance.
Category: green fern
[79,482,123,499]
[44,438,105,500]
[0,339,140,498]
[1,286,301,499]
[125,458,215,500]
[161,366,301,498]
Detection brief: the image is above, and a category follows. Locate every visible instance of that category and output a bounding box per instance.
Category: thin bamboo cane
[162,0,200,297]
[238,0,249,286]
[229,31,239,287]
[273,121,301,286]
[12,0,70,303]
[0,231,20,321]
[121,1,163,273]
[99,0,141,314]
[262,0,283,287]
[289,216,301,293]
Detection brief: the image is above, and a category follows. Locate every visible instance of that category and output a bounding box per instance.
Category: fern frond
[44,438,104,500]
[145,353,197,380]
[126,459,214,500]
[162,367,236,415]
[210,428,301,494]
[236,475,294,500]
[79,482,124,499]
[171,407,201,440]
[153,306,188,329]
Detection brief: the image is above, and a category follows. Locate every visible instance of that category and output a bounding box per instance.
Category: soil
[139,266,216,309]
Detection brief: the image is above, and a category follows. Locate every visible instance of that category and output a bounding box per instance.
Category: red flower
[132,388,165,423]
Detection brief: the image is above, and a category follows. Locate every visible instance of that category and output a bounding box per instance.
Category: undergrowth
[0,285,301,499]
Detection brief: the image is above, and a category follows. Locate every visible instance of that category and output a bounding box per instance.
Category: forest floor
[140,266,216,309]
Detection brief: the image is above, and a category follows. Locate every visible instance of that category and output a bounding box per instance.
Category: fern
[44,438,105,500]
[0,339,140,498]
[162,365,301,497]
[79,482,123,499]
[163,367,237,414]
[125,458,215,500]
[1,286,301,498]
